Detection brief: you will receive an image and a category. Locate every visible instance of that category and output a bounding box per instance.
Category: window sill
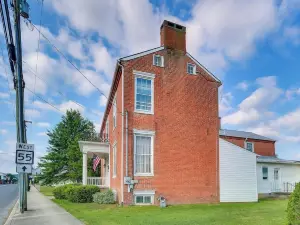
[187,72,197,76]
[134,110,154,115]
[153,64,164,68]
[134,173,154,177]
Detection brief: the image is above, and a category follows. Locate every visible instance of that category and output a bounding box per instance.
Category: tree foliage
[38,110,99,185]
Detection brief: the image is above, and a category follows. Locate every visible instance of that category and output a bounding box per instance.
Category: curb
[4,200,19,225]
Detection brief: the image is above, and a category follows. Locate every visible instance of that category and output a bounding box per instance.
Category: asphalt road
[0,184,18,225]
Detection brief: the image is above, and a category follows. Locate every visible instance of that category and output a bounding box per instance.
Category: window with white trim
[187,63,196,75]
[105,120,109,140]
[113,96,117,128]
[135,75,154,114]
[113,144,117,178]
[153,54,164,67]
[134,131,154,176]
[245,142,254,152]
[135,195,153,205]
[262,167,268,180]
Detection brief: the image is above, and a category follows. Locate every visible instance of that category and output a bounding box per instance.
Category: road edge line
[4,199,19,225]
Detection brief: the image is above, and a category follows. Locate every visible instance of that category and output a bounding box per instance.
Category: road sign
[16,143,34,151]
[15,143,34,165]
[16,150,34,164]
[16,164,32,173]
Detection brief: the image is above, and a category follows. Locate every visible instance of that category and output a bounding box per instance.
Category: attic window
[187,63,196,75]
[245,142,254,152]
[153,55,164,67]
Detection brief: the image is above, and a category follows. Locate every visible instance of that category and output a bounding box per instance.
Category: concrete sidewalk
[5,186,83,225]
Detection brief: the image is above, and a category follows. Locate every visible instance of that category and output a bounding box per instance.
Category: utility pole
[13,0,28,213]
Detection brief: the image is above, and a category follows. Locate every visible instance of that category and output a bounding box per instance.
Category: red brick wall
[220,136,275,156]
[160,24,186,52]
[106,69,123,203]
[122,49,220,205]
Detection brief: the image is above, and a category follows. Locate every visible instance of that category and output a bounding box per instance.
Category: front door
[274,168,280,191]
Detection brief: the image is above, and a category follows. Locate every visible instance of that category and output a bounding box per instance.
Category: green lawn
[53,199,288,225]
[39,186,55,196]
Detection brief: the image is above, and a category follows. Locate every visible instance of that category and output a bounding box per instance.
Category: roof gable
[219,129,276,142]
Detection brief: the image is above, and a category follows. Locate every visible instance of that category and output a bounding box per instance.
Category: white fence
[87,177,108,188]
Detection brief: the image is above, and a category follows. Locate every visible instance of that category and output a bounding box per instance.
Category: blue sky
[1,0,300,173]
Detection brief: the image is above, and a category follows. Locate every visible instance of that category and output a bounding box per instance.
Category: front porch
[78,141,110,188]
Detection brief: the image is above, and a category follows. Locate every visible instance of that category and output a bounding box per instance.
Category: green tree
[38,110,98,185]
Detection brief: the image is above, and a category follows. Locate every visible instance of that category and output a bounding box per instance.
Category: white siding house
[257,157,300,194]
[219,138,258,202]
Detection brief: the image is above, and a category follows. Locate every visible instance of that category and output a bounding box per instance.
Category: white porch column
[82,153,87,185]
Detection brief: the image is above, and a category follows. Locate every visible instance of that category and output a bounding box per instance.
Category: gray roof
[257,156,300,165]
[219,129,275,142]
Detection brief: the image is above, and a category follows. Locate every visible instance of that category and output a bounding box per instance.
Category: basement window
[153,55,164,67]
[187,63,196,75]
[262,167,268,180]
[134,194,154,205]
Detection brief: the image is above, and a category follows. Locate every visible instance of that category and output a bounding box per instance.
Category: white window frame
[262,166,268,180]
[133,129,155,176]
[133,190,155,205]
[105,119,109,140]
[245,141,254,152]
[134,70,155,115]
[112,142,117,178]
[113,96,117,129]
[187,63,196,75]
[153,54,164,67]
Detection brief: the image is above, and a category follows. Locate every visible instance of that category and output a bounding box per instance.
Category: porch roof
[78,141,109,157]
[257,156,300,165]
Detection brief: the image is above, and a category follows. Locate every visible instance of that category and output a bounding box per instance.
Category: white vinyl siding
[112,144,117,178]
[187,63,196,75]
[113,96,117,129]
[153,54,164,67]
[219,138,258,202]
[134,130,154,176]
[134,71,155,114]
[257,163,300,194]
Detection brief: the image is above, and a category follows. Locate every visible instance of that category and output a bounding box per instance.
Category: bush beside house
[93,190,115,204]
[53,184,99,203]
[287,183,300,225]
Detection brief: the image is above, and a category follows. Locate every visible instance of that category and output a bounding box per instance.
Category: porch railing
[87,177,108,187]
[283,182,297,193]
[271,182,298,193]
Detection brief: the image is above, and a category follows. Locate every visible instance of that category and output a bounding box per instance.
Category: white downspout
[125,110,128,177]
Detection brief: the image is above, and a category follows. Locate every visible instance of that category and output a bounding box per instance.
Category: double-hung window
[113,143,117,178]
[187,63,196,75]
[134,129,155,176]
[113,96,117,128]
[105,120,109,140]
[153,55,164,67]
[262,167,268,180]
[134,71,155,114]
[245,142,254,152]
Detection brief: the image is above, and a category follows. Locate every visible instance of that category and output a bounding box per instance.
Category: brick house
[78,20,300,205]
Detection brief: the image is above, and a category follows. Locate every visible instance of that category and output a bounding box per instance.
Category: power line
[28,22,107,97]
[0,44,16,119]
[25,87,64,114]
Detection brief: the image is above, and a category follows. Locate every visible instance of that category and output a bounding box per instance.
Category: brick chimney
[160,20,186,52]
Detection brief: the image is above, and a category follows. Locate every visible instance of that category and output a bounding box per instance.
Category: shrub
[93,190,115,204]
[287,183,300,225]
[53,184,80,199]
[67,185,100,203]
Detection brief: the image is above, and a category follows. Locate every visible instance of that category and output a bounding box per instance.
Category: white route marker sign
[15,143,35,165]
[16,164,32,173]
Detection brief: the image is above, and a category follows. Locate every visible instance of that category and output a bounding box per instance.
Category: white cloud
[236,81,249,91]
[59,101,85,114]
[272,108,300,131]
[219,91,233,116]
[284,26,300,45]
[0,92,9,99]
[223,76,282,125]
[25,109,41,118]
[0,129,8,135]
[99,95,107,107]
[285,88,300,100]
[1,121,15,126]
[37,132,48,137]
[36,122,51,128]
